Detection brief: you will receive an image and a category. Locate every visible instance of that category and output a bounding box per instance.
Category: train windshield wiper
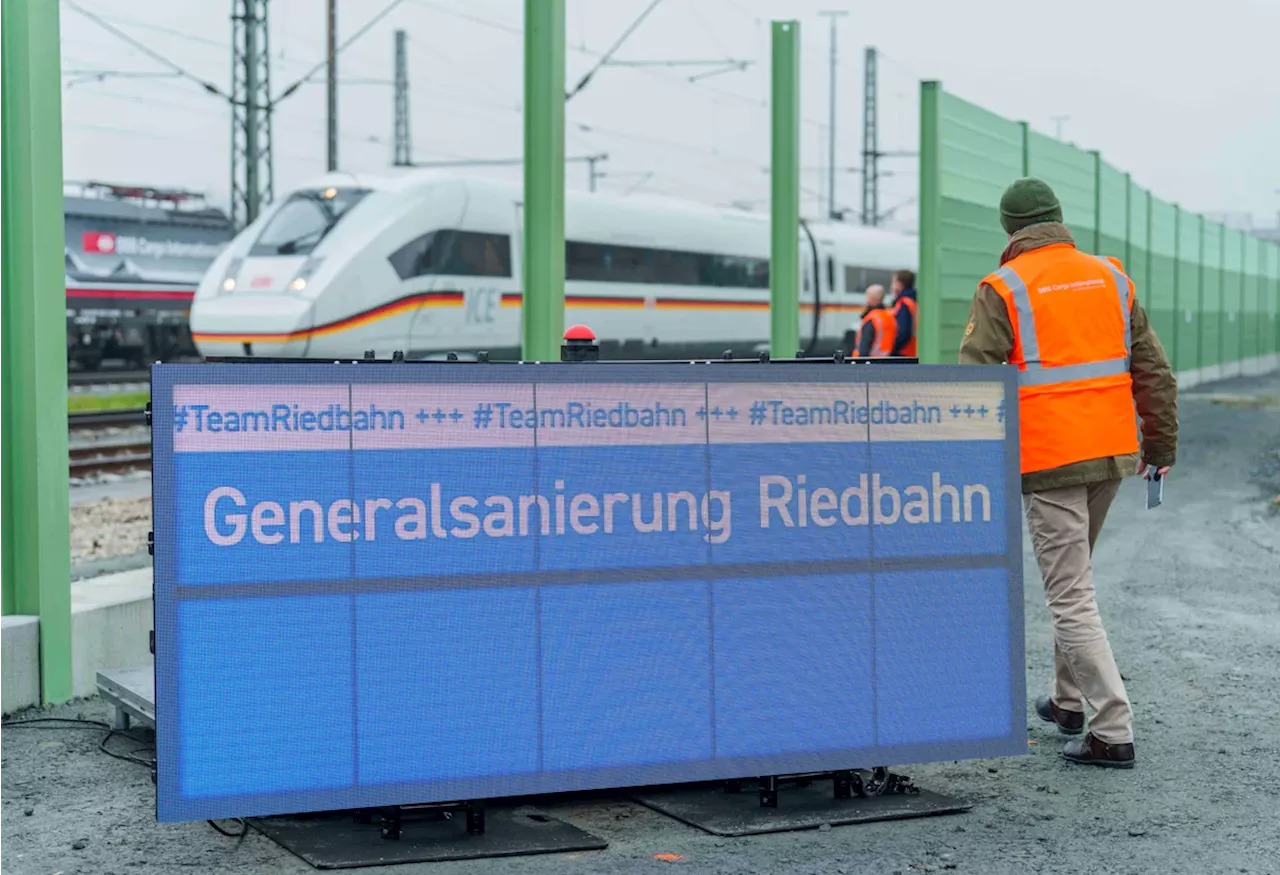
[276,230,324,255]
[276,194,340,254]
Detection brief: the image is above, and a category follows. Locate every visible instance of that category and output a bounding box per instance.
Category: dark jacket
[857,304,887,357]
[890,287,917,356]
[958,222,1179,494]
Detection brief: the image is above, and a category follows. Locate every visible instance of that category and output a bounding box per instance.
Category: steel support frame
[393,29,412,167]
[861,47,878,226]
[769,21,800,358]
[522,0,566,361]
[231,0,274,229]
[1,0,73,702]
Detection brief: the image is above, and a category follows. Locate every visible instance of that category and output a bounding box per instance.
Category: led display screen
[152,362,1024,822]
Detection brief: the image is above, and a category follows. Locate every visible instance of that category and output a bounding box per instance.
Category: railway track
[69,369,151,386]
[69,408,149,429]
[69,408,150,479]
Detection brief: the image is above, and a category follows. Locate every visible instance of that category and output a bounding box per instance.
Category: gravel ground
[70,474,152,509]
[70,495,151,564]
[6,372,1279,875]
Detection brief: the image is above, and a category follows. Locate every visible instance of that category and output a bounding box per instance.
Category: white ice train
[190,170,917,361]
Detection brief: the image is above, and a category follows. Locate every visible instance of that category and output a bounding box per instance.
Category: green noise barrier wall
[918,81,1280,384]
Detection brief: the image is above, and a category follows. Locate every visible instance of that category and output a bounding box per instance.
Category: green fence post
[1019,121,1030,177]
[769,20,800,358]
[522,0,565,361]
[1172,205,1181,370]
[1220,222,1227,370]
[1228,225,1239,365]
[1,0,73,702]
[1091,150,1102,255]
[1124,172,1132,270]
[917,81,942,365]
[1152,186,1162,347]
[1196,214,1204,372]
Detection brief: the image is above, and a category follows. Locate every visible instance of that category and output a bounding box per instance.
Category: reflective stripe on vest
[994,255,1132,387]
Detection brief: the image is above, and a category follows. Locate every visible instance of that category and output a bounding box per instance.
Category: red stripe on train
[66,288,196,301]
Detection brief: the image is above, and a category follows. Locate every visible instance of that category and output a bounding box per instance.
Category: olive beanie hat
[999,177,1063,234]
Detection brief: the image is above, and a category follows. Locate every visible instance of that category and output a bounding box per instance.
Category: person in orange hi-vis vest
[889,269,918,357]
[856,284,897,357]
[960,178,1179,769]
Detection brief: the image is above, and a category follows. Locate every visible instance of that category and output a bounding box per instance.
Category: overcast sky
[59,0,1280,231]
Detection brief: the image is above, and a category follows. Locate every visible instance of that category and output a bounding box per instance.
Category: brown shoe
[1062,733,1135,769]
[1035,696,1084,735]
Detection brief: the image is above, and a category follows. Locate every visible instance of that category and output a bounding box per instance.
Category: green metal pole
[1123,172,1132,270]
[1172,206,1181,369]
[1195,213,1204,371]
[917,81,942,364]
[1019,121,1030,177]
[1091,150,1102,255]
[769,20,800,358]
[522,0,565,361]
[1,0,73,702]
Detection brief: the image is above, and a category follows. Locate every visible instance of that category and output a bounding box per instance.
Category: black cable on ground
[1,717,112,730]
[8,716,248,844]
[208,818,249,839]
[99,728,157,769]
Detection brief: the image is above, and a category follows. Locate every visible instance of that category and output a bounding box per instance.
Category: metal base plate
[96,667,156,729]
[632,783,971,837]
[246,809,607,869]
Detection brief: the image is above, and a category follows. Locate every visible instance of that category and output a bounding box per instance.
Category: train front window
[251,188,370,256]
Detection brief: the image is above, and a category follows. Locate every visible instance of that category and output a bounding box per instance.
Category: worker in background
[889,269,918,357]
[857,284,897,357]
[959,177,1178,769]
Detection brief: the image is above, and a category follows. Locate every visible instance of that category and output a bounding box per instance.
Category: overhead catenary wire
[66,0,406,112]
[61,0,832,217]
[62,0,229,98]
[272,0,409,105]
[566,0,665,101]
[62,5,232,50]
[406,0,826,127]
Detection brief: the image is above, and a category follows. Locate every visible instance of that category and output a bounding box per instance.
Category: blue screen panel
[152,363,1024,822]
[352,448,538,580]
[713,574,874,759]
[535,446,713,571]
[875,569,1014,747]
[354,588,540,785]
[177,596,354,799]
[541,582,713,770]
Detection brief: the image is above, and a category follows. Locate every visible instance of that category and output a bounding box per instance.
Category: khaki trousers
[1023,479,1133,744]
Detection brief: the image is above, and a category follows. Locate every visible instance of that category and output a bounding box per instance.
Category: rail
[69,408,150,478]
[69,369,151,386]
[69,408,149,429]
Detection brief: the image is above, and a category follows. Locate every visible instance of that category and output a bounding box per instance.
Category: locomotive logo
[81,230,225,259]
[82,231,117,254]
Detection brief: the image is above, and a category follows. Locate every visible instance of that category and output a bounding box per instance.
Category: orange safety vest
[860,307,897,357]
[980,244,1138,474]
[893,295,918,357]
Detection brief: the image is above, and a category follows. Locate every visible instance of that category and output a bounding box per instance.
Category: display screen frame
[152,361,1025,823]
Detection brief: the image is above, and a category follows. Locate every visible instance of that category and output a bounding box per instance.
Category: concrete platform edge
[2,616,41,714]
[4,567,153,712]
